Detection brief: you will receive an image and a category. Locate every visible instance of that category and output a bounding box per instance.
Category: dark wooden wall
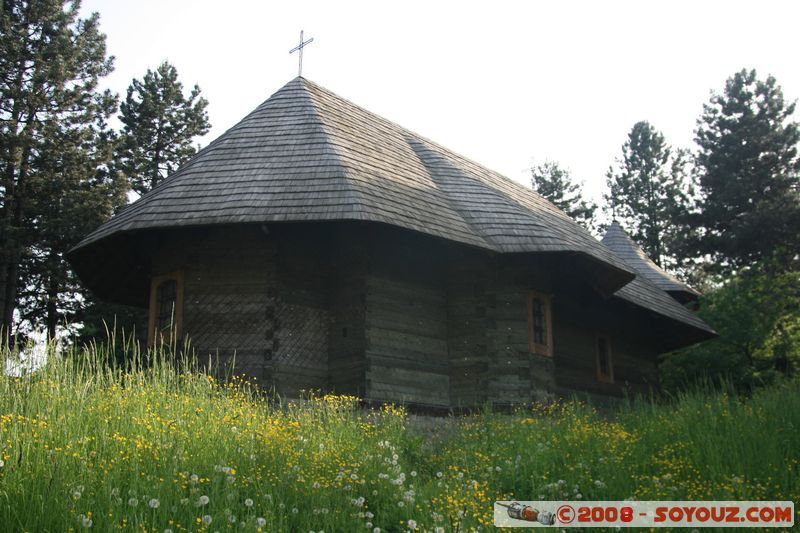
[150,226,275,380]
[363,230,450,408]
[446,248,491,407]
[148,222,662,407]
[327,237,367,396]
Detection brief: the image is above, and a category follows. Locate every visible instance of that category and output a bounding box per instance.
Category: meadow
[1,342,798,532]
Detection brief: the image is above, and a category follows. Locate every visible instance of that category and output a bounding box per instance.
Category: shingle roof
[601,222,700,301]
[71,77,712,336]
[74,77,631,269]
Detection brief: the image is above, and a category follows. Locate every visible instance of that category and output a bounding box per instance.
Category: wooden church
[69,77,715,408]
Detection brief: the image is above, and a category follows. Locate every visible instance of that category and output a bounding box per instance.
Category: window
[147,271,184,345]
[596,335,614,383]
[527,292,553,356]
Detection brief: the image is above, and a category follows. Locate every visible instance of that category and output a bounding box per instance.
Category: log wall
[363,231,450,408]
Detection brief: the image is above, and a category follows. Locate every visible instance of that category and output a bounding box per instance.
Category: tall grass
[1,341,798,532]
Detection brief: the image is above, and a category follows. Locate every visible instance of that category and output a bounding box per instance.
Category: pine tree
[17,119,127,339]
[0,0,117,340]
[604,121,692,268]
[118,62,210,195]
[530,161,597,230]
[692,69,800,272]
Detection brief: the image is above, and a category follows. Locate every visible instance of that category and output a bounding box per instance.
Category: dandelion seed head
[256,517,266,527]
[202,514,213,525]
[128,497,138,507]
[244,498,253,507]
[149,498,160,509]
[198,495,210,506]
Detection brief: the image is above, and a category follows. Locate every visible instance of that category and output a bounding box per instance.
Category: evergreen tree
[118,61,210,195]
[0,0,117,340]
[17,118,127,339]
[604,121,692,268]
[531,160,597,230]
[692,69,800,272]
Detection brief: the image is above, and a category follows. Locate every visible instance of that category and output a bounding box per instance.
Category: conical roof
[601,222,700,303]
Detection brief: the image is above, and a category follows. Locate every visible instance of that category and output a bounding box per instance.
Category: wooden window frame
[595,334,614,383]
[147,270,185,346]
[527,291,553,357]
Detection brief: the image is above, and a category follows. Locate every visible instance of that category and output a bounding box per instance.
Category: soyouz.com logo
[493,501,795,528]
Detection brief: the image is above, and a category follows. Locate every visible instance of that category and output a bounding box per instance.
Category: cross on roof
[289,30,314,77]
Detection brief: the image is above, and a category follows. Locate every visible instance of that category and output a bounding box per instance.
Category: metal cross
[289,30,314,77]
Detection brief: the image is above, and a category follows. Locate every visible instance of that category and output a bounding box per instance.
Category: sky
[80,0,800,204]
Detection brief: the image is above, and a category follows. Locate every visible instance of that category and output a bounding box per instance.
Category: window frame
[595,334,614,383]
[147,270,185,346]
[527,291,553,357]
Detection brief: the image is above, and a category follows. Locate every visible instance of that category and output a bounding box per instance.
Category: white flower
[202,515,213,525]
[198,495,210,506]
[365,511,374,519]
[436,471,443,478]
[407,519,417,529]
[576,493,583,499]
[366,523,373,529]
[256,517,267,527]
[373,528,381,533]
[397,501,405,507]
[244,498,254,508]
[149,498,160,509]
[128,497,138,507]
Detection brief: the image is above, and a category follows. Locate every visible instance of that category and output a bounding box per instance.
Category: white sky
[80,0,800,204]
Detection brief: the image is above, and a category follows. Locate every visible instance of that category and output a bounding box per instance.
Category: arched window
[527,291,553,357]
[148,271,184,345]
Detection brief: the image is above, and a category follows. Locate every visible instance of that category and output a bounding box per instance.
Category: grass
[1,341,798,532]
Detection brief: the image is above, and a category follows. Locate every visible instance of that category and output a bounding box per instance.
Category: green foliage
[660,265,800,391]
[0,0,122,339]
[118,61,210,195]
[1,341,798,531]
[605,121,692,268]
[530,160,597,231]
[692,68,800,273]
